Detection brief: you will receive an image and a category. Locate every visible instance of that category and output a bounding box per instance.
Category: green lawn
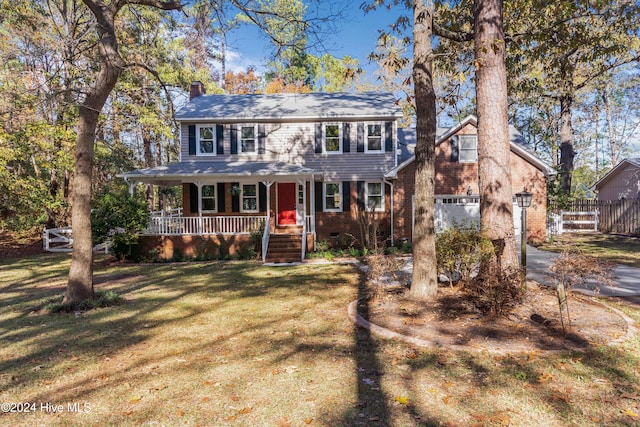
[1,254,639,426]
[538,233,640,268]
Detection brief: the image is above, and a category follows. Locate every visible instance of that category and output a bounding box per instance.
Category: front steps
[265,228,304,263]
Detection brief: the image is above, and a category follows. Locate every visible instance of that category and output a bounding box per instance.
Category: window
[240,125,256,154]
[197,125,215,155]
[323,124,341,154]
[459,135,478,162]
[366,123,383,152]
[323,183,341,212]
[366,182,384,211]
[201,185,216,212]
[242,184,258,212]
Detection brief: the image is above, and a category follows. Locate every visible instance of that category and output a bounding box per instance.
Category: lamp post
[515,189,533,288]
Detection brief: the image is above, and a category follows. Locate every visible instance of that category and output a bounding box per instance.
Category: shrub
[435,223,494,286]
[46,290,123,313]
[92,185,149,261]
[466,265,524,316]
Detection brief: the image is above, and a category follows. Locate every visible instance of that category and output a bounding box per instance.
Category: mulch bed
[0,231,44,259]
[364,280,631,352]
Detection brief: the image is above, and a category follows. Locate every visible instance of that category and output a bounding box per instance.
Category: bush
[435,223,494,286]
[466,265,524,316]
[91,185,149,261]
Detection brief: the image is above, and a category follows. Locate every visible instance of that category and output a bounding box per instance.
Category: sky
[222,3,405,82]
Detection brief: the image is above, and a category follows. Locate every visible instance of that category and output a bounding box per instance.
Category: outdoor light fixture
[515,189,533,289]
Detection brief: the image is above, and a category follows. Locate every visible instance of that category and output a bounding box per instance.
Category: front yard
[538,233,640,268]
[1,254,640,426]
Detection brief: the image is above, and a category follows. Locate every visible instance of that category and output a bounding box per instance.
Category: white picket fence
[42,227,109,253]
[144,215,267,236]
[548,211,599,235]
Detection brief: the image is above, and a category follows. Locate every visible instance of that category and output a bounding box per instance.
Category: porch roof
[118,161,320,186]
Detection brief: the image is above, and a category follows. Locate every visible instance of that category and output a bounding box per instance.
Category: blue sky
[223,3,406,82]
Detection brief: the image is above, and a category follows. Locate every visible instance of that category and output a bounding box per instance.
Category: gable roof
[175,92,404,122]
[592,158,640,190]
[387,115,556,178]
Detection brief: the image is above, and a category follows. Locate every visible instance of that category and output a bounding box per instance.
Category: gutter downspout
[383,178,394,246]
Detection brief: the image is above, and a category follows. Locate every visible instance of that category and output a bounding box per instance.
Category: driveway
[524,245,640,297]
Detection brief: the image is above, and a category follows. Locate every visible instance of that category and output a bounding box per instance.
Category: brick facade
[394,124,548,242]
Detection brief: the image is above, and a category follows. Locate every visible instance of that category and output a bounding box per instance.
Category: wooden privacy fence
[552,199,640,235]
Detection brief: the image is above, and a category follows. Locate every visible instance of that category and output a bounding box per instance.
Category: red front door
[277,183,297,225]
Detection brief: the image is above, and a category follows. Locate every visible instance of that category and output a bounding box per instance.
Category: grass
[0,253,639,426]
[538,233,640,268]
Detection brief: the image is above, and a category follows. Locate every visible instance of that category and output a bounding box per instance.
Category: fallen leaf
[623,408,639,417]
[230,395,240,402]
[304,418,314,424]
[129,396,141,404]
[224,415,237,422]
[176,410,185,417]
[395,395,409,405]
[200,397,210,403]
[237,407,252,414]
[442,395,452,404]
[538,372,555,383]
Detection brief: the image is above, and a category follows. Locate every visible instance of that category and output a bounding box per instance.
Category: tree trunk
[65,0,123,304]
[410,0,438,301]
[559,93,574,193]
[474,0,519,273]
[601,86,619,167]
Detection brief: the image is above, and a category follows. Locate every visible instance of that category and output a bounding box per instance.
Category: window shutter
[217,183,226,212]
[343,123,351,153]
[357,181,365,211]
[385,121,393,152]
[259,182,267,212]
[450,135,459,162]
[258,124,266,154]
[357,123,365,152]
[188,125,196,155]
[189,183,198,213]
[315,182,323,212]
[315,123,322,153]
[216,124,224,155]
[342,181,350,212]
[230,125,238,154]
[232,182,240,212]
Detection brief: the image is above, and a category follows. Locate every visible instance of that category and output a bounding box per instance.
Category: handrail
[262,217,271,263]
[143,215,266,236]
[301,221,307,260]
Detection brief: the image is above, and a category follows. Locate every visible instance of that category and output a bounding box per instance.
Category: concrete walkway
[525,245,640,297]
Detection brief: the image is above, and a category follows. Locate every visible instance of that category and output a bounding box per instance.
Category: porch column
[310,175,316,249]
[261,181,273,227]
[195,182,203,235]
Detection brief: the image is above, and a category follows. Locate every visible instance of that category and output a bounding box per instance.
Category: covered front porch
[118,161,320,262]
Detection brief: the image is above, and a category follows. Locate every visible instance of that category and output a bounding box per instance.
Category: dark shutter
[231,182,240,212]
[216,124,224,155]
[315,182,323,212]
[315,123,323,153]
[357,123,365,152]
[259,182,267,212]
[385,121,393,152]
[230,125,238,154]
[189,183,198,213]
[217,183,226,212]
[188,125,196,155]
[258,124,266,154]
[342,181,350,212]
[343,123,351,153]
[356,181,365,211]
[450,135,459,162]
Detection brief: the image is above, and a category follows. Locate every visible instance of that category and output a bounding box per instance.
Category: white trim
[241,183,259,213]
[458,134,478,163]
[322,123,342,154]
[364,122,384,153]
[201,184,217,213]
[196,124,216,156]
[365,181,385,212]
[323,182,342,212]
[239,124,257,155]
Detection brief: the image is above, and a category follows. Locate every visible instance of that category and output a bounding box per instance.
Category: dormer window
[323,123,342,154]
[365,123,384,153]
[459,135,478,162]
[197,125,215,155]
[240,125,256,154]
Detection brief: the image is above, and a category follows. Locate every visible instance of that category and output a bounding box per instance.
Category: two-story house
[121,82,403,262]
[120,82,554,262]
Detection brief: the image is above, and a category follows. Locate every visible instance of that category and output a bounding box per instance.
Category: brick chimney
[189,81,206,100]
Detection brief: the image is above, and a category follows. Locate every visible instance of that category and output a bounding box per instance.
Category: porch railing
[144,215,267,236]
